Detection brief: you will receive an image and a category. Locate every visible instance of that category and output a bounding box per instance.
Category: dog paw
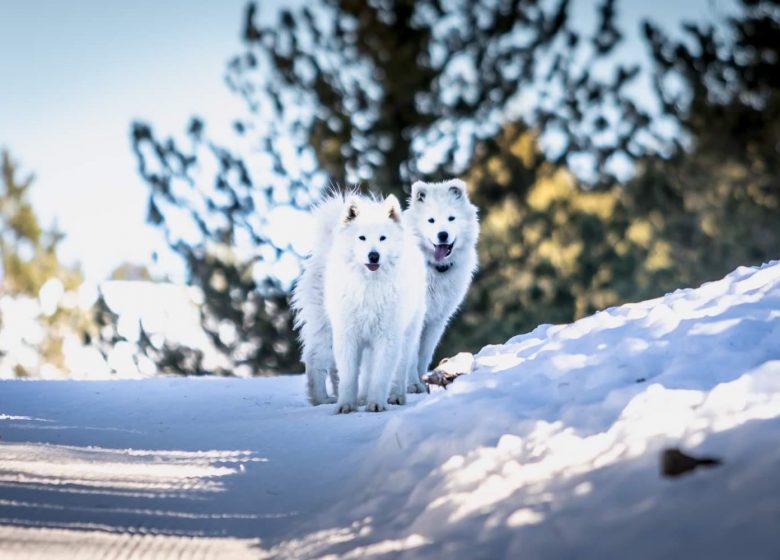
[365,402,387,413]
[407,382,429,394]
[334,402,357,414]
[387,393,406,406]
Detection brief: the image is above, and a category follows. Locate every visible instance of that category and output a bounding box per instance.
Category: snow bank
[271,261,780,558]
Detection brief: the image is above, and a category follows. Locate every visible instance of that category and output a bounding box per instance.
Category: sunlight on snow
[263,515,431,560]
[335,261,780,554]
[0,442,265,493]
[505,507,545,528]
[421,364,780,527]
[0,525,262,559]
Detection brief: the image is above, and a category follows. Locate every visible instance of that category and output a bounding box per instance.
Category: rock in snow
[423,352,476,389]
[660,447,722,478]
[1,260,779,559]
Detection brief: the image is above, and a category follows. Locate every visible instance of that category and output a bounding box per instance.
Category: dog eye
[359,235,366,241]
[428,218,435,224]
[379,236,386,241]
[448,216,455,222]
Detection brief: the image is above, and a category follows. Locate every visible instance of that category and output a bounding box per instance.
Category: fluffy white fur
[291,195,343,405]
[292,192,426,412]
[404,178,479,392]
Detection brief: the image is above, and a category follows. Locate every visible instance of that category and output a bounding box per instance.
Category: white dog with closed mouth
[404,178,479,392]
[292,191,426,412]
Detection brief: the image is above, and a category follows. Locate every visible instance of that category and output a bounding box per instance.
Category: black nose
[437,231,449,242]
[368,251,380,264]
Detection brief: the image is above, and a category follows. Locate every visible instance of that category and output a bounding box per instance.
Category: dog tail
[290,190,352,326]
[311,193,348,248]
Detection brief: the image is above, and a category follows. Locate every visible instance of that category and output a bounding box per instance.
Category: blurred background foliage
[1,151,82,296]
[127,0,779,373]
[0,151,94,376]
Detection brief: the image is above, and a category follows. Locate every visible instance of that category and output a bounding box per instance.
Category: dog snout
[368,251,380,264]
[437,231,449,243]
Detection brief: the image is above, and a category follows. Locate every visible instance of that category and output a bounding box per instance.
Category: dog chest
[426,266,467,322]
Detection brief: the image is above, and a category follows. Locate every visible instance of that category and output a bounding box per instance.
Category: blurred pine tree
[0,151,92,377]
[130,0,779,372]
[1,151,81,295]
[634,0,780,284]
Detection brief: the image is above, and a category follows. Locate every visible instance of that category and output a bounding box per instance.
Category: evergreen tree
[0,151,81,295]
[130,120,301,374]
[132,0,632,372]
[444,0,780,355]
[131,0,780,372]
[634,0,780,282]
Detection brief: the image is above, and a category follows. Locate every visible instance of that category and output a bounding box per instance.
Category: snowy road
[0,377,416,558]
[2,261,780,559]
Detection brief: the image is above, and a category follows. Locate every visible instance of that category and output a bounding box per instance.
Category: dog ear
[411,181,427,203]
[447,179,466,200]
[343,200,360,223]
[385,194,402,223]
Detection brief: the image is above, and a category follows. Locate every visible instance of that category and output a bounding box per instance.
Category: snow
[100,281,231,376]
[2,260,780,558]
[0,375,402,558]
[0,281,229,380]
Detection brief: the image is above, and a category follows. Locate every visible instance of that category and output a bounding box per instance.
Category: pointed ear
[343,198,360,223]
[411,181,427,203]
[447,179,466,201]
[385,194,402,223]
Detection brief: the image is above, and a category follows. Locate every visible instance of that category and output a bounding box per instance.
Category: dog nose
[368,251,380,264]
[437,231,449,242]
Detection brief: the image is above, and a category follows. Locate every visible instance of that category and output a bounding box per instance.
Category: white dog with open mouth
[292,192,426,412]
[404,179,479,392]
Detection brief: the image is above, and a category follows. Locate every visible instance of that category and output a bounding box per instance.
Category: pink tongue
[434,244,449,262]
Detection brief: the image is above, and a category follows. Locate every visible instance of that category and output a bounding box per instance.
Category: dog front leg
[411,319,447,393]
[390,314,424,404]
[365,341,400,412]
[357,356,372,405]
[334,336,361,414]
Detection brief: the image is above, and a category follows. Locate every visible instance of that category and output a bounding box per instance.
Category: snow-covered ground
[1,260,780,559]
[0,280,236,380]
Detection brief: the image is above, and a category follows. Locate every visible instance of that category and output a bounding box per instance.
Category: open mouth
[433,242,454,262]
[365,263,380,271]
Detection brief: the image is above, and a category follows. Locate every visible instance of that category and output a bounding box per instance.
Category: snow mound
[274,261,780,559]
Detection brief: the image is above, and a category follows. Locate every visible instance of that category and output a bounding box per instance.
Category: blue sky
[0,0,250,283]
[0,0,731,286]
